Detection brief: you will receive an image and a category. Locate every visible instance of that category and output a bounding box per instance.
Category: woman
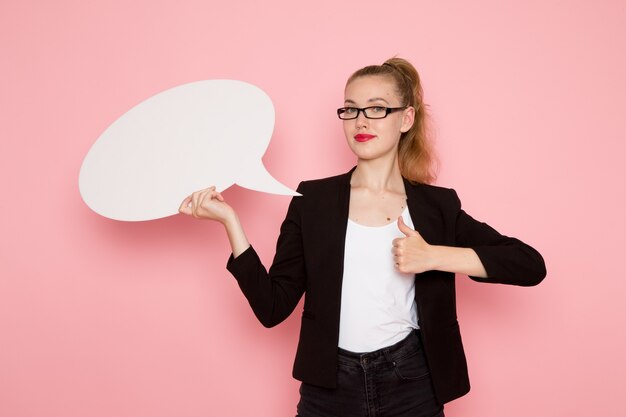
[179,58,546,417]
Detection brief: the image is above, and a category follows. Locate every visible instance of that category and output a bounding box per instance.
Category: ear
[400,106,415,133]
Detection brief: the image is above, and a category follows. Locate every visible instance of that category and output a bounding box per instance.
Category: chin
[349,144,395,162]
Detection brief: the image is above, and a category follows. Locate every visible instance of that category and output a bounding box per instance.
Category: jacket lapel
[306,168,353,326]
[403,178,442,245]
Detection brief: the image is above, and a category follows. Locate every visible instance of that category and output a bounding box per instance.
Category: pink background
[2,1,625,416]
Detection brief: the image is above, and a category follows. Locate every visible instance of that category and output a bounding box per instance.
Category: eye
[370,106,386,113]
[344,107,358,114]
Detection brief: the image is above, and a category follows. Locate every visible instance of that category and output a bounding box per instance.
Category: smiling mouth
[354,134,376,142]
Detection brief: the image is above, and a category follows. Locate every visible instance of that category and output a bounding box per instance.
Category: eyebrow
[344,97,391,105]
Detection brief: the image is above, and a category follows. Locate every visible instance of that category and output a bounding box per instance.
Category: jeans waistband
[337,329,422,366]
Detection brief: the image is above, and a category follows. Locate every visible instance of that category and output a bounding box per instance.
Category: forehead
[344,75,399,103]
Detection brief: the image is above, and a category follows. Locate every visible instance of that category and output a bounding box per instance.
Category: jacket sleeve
[451,189,547,286]
[226,182,306,327]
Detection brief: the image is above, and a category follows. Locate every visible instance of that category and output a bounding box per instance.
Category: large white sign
[79,80,299,221]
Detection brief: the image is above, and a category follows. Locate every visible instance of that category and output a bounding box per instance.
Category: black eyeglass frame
[336,106,408,120]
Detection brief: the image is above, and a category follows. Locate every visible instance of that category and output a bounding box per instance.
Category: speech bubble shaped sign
[79,80,299,221]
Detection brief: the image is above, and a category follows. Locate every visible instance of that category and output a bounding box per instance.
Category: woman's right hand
[178,186,235,225]
[178,186,251,257]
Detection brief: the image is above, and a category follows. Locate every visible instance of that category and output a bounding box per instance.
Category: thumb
[178,196,192,215]
[397,216,418,237]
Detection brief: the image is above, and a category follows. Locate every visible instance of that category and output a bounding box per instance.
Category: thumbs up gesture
[392,216,435,274]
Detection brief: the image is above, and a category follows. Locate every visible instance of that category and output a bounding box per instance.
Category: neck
[351,154,404,194]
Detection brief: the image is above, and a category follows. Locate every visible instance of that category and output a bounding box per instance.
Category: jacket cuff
[468,245,546,286]
[226,245,258,276]
[468,246,496,281]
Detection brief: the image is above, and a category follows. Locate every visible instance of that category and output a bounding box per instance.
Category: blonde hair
[346,57,437,184]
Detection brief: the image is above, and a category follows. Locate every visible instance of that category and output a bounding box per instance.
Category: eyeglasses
[336,106,407,120]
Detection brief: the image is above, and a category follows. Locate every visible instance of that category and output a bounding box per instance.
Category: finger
[198,189,217,211]
[191,191,202,217]
[178,196,192,214]
[397,216,417,237]
[197,189,222,213]
[206,189,222,203]
[199,185,216,196]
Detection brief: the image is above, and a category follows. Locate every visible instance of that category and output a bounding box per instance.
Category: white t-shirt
[338,207,419,352]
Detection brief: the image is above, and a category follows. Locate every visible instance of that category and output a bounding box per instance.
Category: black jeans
[296,330,444,417]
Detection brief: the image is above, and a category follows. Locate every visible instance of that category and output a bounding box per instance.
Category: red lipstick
[354,134,376,142]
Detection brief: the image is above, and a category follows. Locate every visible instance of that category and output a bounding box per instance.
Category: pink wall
[2,0,625,416]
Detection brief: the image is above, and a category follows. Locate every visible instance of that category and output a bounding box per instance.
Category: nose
[355,110,369,129]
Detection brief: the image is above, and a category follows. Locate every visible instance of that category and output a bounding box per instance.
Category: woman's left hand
[392,216,435,274]
[393,216,489,277]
